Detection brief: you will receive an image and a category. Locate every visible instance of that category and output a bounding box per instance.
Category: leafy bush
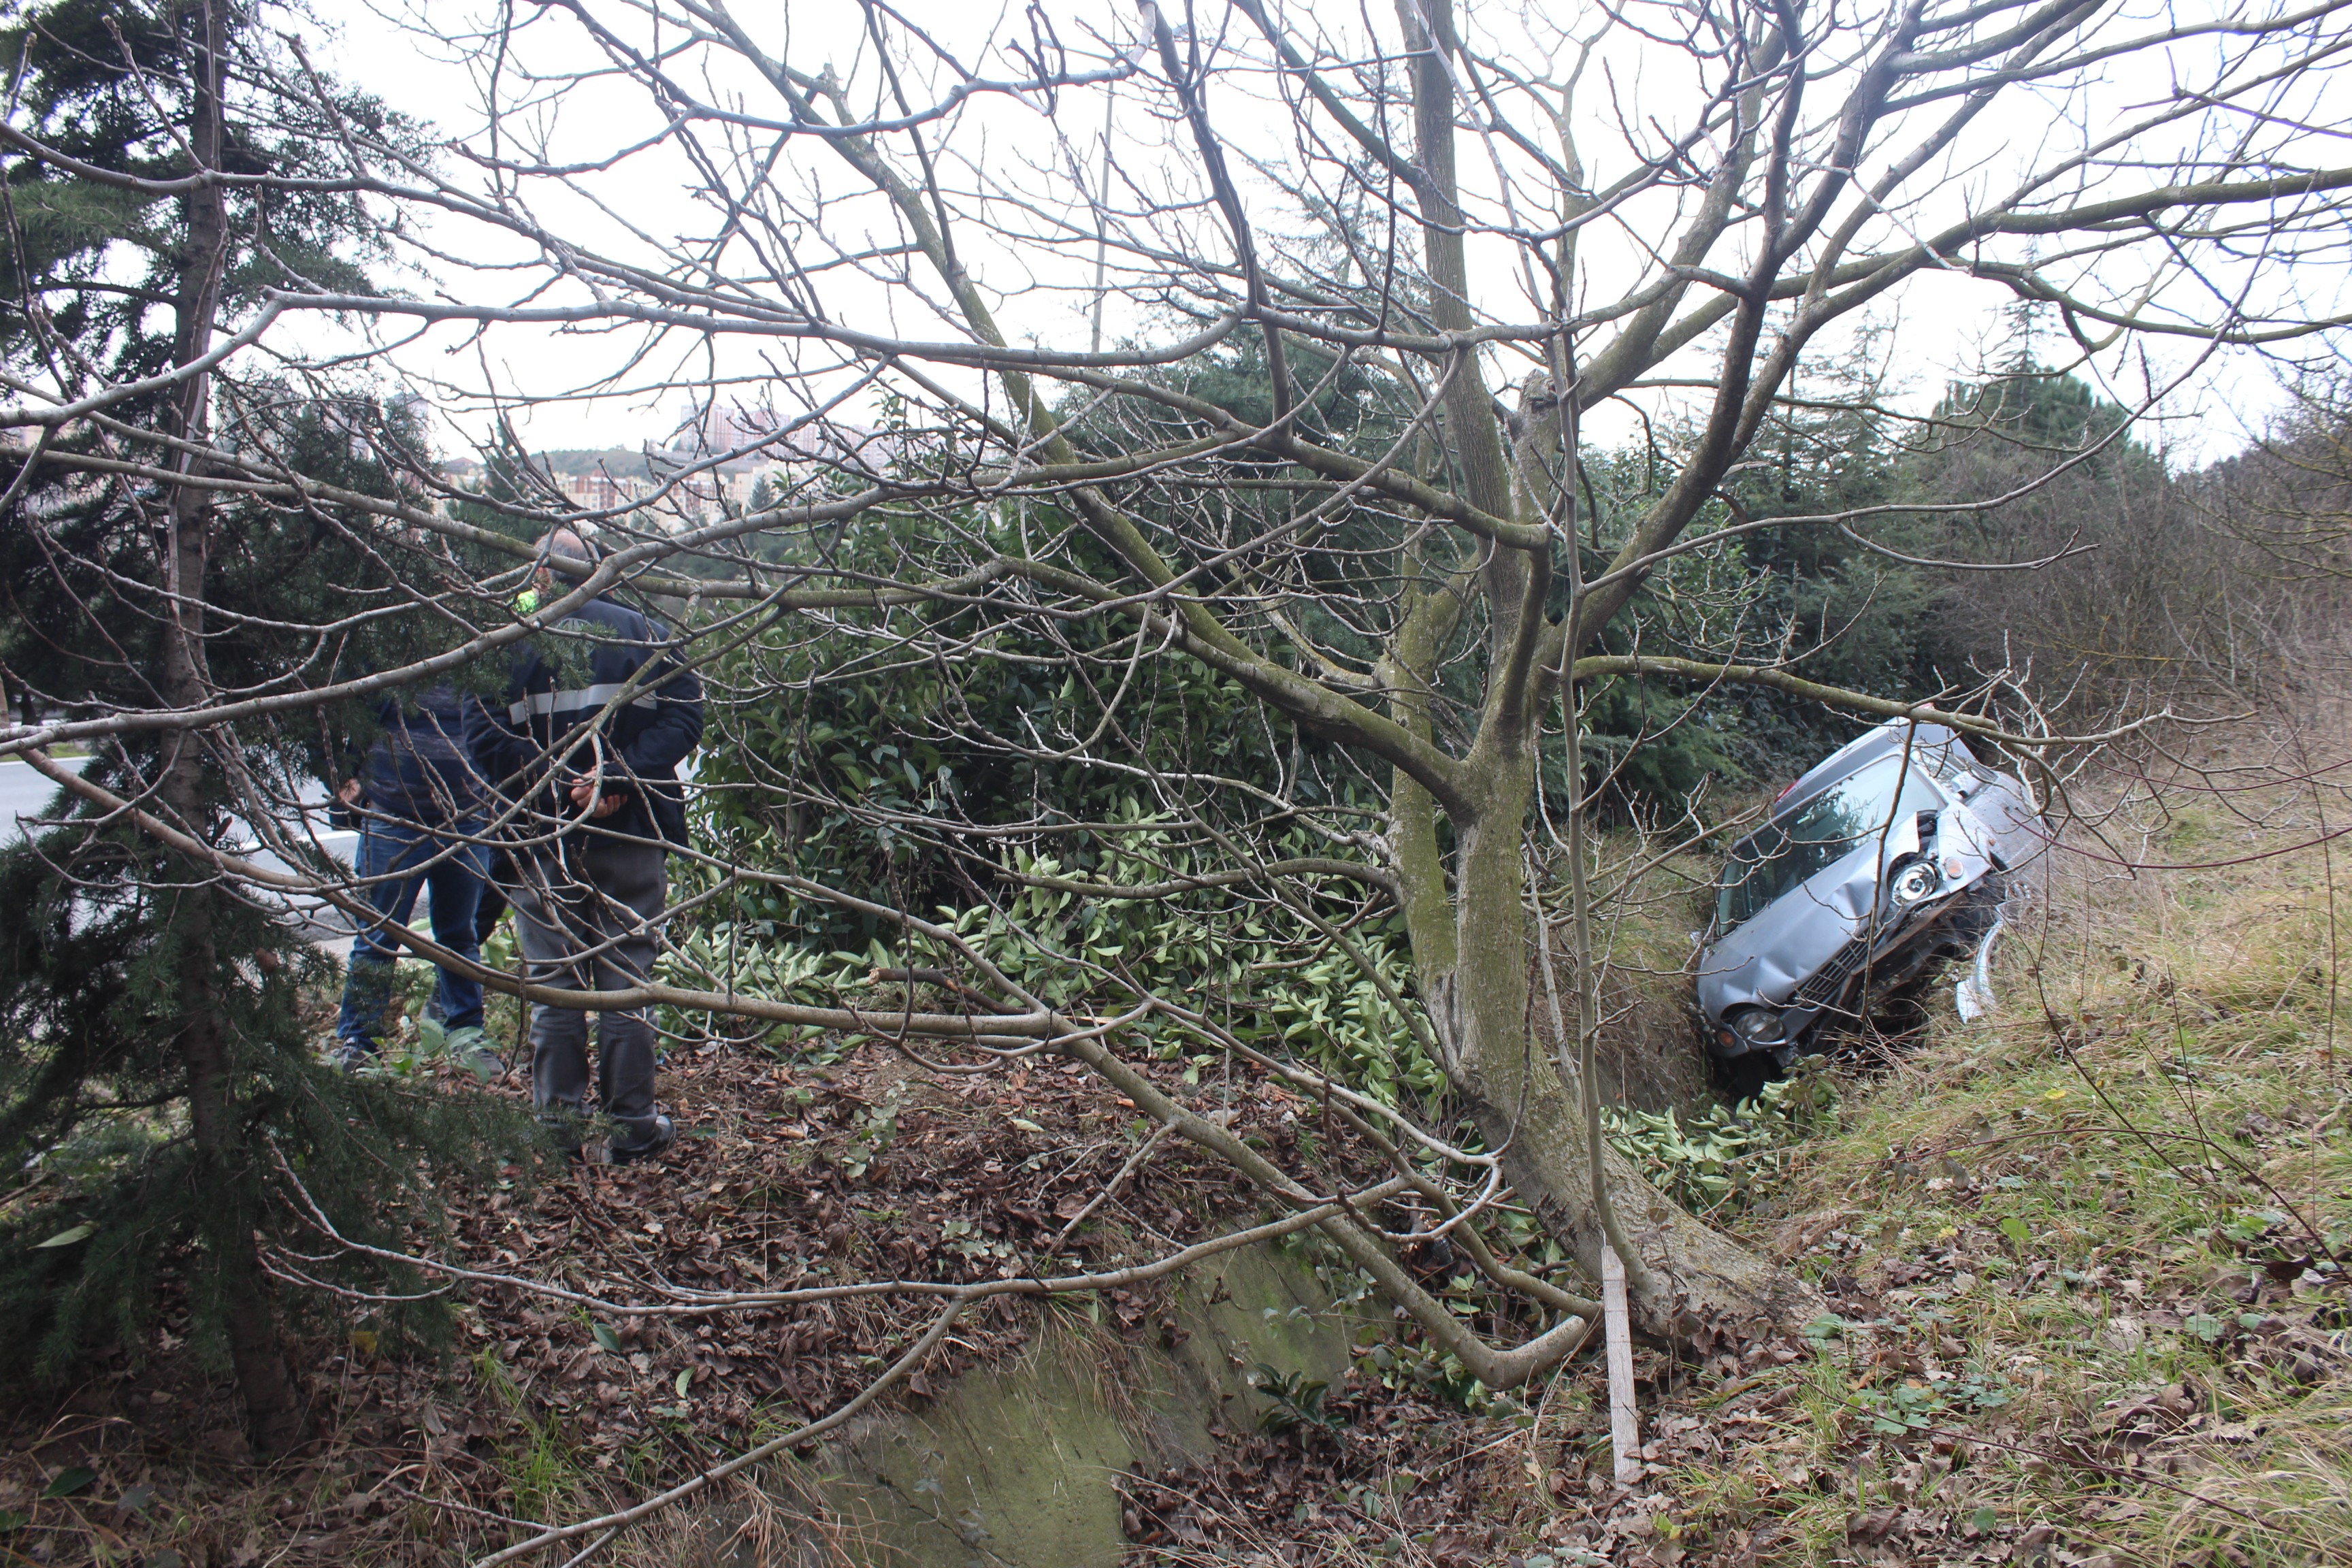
[655,921,871,1041]
[663,866,1441,1110]
[1250,1363,1343,1432]
[1601,1062,1841,1213]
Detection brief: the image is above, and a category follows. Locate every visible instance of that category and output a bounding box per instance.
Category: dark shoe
[608,1114,676,1167]
[326,1040,380,1076]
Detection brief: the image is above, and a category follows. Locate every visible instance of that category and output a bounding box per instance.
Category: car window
[1716,755,1945,932]
[1922,738,1980,785]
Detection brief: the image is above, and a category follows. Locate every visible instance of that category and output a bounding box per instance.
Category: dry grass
[1660,760,2352,1566]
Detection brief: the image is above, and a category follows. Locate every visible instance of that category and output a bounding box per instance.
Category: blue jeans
[336,817,489,1048]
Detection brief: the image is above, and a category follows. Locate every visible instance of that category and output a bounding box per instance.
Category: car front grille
[1789,931,1874,1011]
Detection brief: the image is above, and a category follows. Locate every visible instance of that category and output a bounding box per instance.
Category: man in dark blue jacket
[465,530,704,1164]
[329,684,497,1076]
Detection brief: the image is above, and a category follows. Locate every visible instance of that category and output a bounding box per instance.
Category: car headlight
[1726,1007,1784,1048]
[1889,860,1942,904]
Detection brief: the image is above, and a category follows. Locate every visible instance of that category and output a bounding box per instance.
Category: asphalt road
[3,753,366,945]
[0,752,83,842]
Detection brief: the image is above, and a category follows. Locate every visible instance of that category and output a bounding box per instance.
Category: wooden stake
[1602,1243,1640,1486]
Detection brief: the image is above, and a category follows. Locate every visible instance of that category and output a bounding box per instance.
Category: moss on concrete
[800,1238,1365,1567]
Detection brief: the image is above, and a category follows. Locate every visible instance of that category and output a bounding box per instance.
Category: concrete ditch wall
[804,1239,1362,1567]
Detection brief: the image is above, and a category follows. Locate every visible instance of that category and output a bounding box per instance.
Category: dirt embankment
[0,1032,1595,1565]
[20,777,2344,1568]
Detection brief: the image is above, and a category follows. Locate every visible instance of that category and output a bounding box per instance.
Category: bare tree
[6,0,2352,1522]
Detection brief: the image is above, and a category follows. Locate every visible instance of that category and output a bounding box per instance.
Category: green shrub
[1602,1061,1840,1213]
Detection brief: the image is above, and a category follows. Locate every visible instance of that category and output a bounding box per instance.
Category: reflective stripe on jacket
[463,595,704,849]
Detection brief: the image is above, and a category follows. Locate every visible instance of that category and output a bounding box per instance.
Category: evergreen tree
[451,418,560,540]
[0,0,521,1452]
[1701,342,1941,777]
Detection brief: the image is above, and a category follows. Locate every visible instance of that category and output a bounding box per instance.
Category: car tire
[1712,1049,1776,1103]
[1948,872,2007,943]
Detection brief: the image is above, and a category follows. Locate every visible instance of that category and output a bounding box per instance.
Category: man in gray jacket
[466,531,703,1163]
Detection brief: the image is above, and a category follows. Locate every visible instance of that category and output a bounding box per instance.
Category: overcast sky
[296,1,2348,471]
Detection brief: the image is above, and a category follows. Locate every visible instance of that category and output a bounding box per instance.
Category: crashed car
[1695,719,2047,1078]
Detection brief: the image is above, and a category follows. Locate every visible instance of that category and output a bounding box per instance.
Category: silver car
[1695,719,2047,1079]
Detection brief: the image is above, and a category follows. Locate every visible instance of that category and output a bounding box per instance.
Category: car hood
[1948,772,2048,873]
[1697,811,1923,1019]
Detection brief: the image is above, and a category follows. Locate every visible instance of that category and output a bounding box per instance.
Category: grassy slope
[1659,794,2352,1567]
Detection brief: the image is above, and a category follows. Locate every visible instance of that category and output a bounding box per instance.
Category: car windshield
[1715,755,1946,932]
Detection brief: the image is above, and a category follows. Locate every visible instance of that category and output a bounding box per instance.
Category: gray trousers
[508,838,667,1143]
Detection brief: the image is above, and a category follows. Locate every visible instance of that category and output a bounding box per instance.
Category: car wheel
[1948,872,2008,943]
[1712,1049,1776,1103]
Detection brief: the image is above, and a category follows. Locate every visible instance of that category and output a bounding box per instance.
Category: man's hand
[569,779,628,819]
[337,777,363,806]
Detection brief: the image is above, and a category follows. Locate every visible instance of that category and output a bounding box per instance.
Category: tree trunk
[1426,750,1822,1341]
[1373,0,1819,1348]
[159,1,302,1458]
